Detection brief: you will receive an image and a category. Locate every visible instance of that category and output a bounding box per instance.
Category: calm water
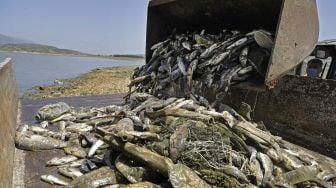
[0,52,144,94]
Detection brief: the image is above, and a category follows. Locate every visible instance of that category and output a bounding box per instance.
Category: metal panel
[223,75,336,158]
[0,58,18,187]
[265,0,319,87]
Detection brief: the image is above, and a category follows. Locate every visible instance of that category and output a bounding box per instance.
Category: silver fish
[40,174,69,186]
[169,163,212,188]
[64,146,87,158]
[281,149,304,170]
[115,154,151,183]
[220,165,250,184]
[58,167,83,179]
[15,131,68,151]
[28,125,70,140]
[60,159,85,168]
[200,43,218,58]
[40,121,48,128]
[150,39,169,50]
[209,51,229,66]
[227,37,248,50]
[66,123,93,133]
[47,155,78,166]
[67,167,117,188]
[283,165,319,185]
[177,56,188,76]
[124,131,161,141]
[257,152,274,185]
[88,140,105,157]
[182,41,192,51]
[35,102,70,121]
[169,124,189,162]
[239,47,249,66]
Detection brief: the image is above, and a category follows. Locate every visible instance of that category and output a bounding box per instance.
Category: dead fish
[15,131,68,151]
[177,56,188,76]
[169,124,189,162]
[186,50,199,62]
[58,167,83,179]
[281,149,304,170]
[227,37,248,50]
[168,163,212,188]
[220,165,250,184]
[41,174,69,186]
[112,118,135,141]
[66,123,93,133]
[79,132,98,147]
[208,51,229,66]
[60,159,86,168]
[200,43,218,58]
[150,39,169,50]
[88,140,105,157]
[67,167,117,188]
[28,125,70,140]
[222,111,237,128]
[115,154,151,183]
[254,30,274,50]
[148,108,213,123]
[104,182,161,188]
[64,146,87,158]
[182,41,192,51]
[35,102,70,121]
[266,148,282,163]
[283,165,319,185]
[187,59,198,88]
[40,121,49,128]
[47,155,78,166]
[257,152,273,185]
[248,146,257,162]
[239,47,249,66]
[116,142,174,177]
[317,170,336,182]
[237,66,254,76]
[124,131,161,141]
[51,113,74,123]
[125,182,161,188]
[249,160,263,186]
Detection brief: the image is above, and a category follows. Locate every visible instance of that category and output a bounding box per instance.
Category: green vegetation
[0,43,86,56]
[0,43,145,61]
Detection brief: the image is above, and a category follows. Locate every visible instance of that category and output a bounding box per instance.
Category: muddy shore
[23,66,136,99]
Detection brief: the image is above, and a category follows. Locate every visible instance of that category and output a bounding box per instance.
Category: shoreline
[0,50,145,62]
[23,66,136,100]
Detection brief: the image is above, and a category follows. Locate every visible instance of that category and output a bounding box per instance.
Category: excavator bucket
[146,0,319,86]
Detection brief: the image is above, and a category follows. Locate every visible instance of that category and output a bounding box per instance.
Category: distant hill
[0,33,31,44]
[0,43,87,56]
[0,33,144,60]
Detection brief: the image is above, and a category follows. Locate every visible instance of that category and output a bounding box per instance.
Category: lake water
[0,52,144,95]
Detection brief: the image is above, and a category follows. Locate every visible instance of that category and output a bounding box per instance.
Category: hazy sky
[0,0,335,55]
[0,0,148,54]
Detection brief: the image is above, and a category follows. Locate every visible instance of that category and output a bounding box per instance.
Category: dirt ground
[23,66,136,99]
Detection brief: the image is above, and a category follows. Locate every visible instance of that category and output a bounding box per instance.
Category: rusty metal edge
[149,0,176,7]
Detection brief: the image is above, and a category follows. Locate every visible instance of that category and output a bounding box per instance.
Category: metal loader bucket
[146,0,319,86]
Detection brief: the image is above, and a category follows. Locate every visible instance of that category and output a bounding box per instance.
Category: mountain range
[0,33,144,60]
[0,33,88,56]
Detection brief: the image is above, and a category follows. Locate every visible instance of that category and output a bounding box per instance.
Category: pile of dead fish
[15,95,336,187]
[131,29,273,103]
